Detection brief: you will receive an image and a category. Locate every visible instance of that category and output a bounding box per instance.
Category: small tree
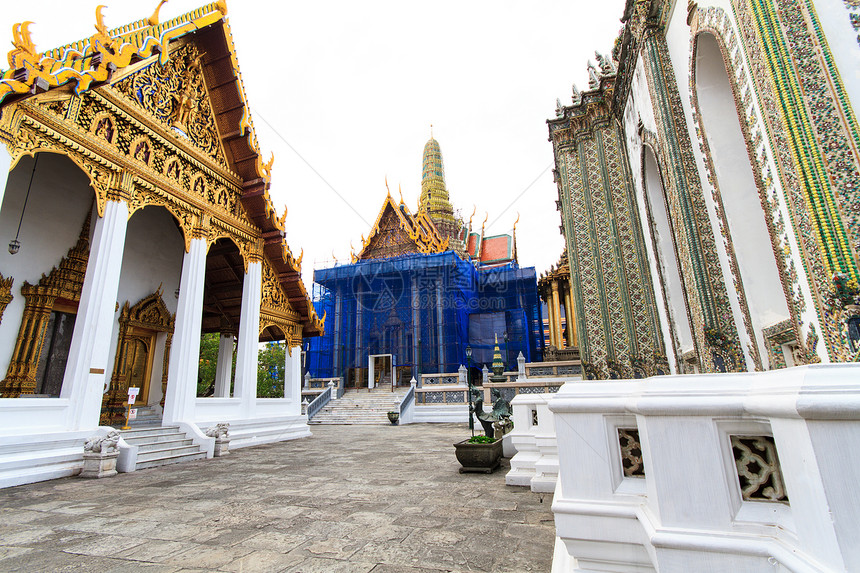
[257,341,286,397]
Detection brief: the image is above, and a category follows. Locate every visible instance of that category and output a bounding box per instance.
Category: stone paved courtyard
[0,424,555,572]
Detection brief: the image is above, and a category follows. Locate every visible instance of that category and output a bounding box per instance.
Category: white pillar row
[213,333,234,397]
[284,344,301,415]
[234,259,261,419]
[61,199,129,430]
[163,237,207,424]
[0,145,12,212]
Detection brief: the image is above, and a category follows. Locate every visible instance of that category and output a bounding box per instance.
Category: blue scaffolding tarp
[305,251,543,385]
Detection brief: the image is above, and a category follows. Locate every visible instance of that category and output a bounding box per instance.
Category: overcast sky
[0,0,626,288]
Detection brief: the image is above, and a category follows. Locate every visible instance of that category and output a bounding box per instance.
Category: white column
[213,333,234,397]
[234,260,261,418]
[0,145,13,213]
[284,345,301,415]
[163,237,207,424]
[61,199,128,430]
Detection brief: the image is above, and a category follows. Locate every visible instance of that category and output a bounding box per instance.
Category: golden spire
[398,184,404,205]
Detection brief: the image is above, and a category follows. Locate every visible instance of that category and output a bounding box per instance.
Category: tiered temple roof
[0,2,323,336]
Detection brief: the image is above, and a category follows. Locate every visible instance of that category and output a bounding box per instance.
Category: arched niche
[693,31,792,370]
[640,142,696,373]
[0,152,97,397]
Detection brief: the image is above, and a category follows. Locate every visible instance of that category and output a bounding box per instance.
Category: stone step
[136,444,203,462]
[136,438,193,453]
[135,451,207,470]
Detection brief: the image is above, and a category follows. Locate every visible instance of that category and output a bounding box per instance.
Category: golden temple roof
[356,190,449,261]
[0,1,323,337]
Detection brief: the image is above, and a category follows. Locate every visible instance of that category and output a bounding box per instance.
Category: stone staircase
[310,386,410,425]
[119,425,207,470]
[127,405,162,428]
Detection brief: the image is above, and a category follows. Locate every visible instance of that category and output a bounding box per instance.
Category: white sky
[0,0,626,288]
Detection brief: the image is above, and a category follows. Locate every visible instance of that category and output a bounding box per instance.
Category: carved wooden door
[124,332,155,404]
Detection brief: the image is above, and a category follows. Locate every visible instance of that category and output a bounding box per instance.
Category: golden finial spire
[481,212,488,234]
[398,184,404,205]
[468,205,476,229]
[385,176,391,197]
[513,212,520,233]
[430,124,433,138]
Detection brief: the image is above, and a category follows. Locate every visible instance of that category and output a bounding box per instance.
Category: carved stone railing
[420,373,459,386]
[305,386,331,421]
[548,364,860,572]
[506,393,558,493]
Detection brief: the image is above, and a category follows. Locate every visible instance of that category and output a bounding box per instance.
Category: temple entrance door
[368,354,394,391]
[123,329,156,405]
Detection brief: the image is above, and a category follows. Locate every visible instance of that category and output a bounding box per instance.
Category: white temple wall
[104,206,184,403]
[811,0,860,115]
[0,153,94,379]
[695,32,791,369]
[623,42,696,373]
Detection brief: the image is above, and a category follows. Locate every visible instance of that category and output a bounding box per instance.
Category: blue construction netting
[305,251,544,387]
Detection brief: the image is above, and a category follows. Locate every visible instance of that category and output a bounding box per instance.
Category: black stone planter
[387,411,400,425]
[453,438,503,473]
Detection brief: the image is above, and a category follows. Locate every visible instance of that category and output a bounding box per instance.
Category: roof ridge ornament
[587,60,601,89]
[571,83,581,105]
[595,51,616,75]
[147,0,169,27]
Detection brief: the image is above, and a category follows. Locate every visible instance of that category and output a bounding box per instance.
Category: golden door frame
[101,289,174,425]
[0,213,91,397]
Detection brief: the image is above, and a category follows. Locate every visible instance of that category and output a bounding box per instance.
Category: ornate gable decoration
[112,43,227,167]
[122,289,175,332]
[358,195,448,261]
[261,256,293,315]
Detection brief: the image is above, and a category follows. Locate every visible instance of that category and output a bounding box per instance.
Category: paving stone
[0,424,554,572]
[221,549,304,573]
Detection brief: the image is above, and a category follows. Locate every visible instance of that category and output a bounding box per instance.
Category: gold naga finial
[361,233,366,244]
[262,152,274,180]
[398,184,404,205]
[332,250,338,262]
[147,0,169,27]
[9,21,38,70]
[94,5,111,38]
[482,212,489,232]
[385,176,391,197]
[215,0,229,15]
[468,205,476,229]
[513,212,520,233]
[296,248,304,268]
[277,204,287,228]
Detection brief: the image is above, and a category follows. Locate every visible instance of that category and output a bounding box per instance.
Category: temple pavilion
[306,136,544,387]
[0,2,322,487]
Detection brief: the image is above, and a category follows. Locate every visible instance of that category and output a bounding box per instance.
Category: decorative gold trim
[0,273,13,325]
[0,213,90,396]
[101,289,174,425]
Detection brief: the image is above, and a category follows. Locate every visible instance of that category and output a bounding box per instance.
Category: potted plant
[387,411,399,425]
[454,434,503,473]
[453,341,508,473]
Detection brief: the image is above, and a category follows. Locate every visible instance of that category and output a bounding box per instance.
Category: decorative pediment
[260,256,294,315]
[358,194,448,261]
[122,289,174,332]
[112,43,227,168]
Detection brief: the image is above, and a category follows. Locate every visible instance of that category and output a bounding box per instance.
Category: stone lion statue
[84,430,120,454]
[205,422,230,439]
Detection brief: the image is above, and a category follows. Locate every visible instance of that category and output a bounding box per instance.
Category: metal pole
[467,354,474,436]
